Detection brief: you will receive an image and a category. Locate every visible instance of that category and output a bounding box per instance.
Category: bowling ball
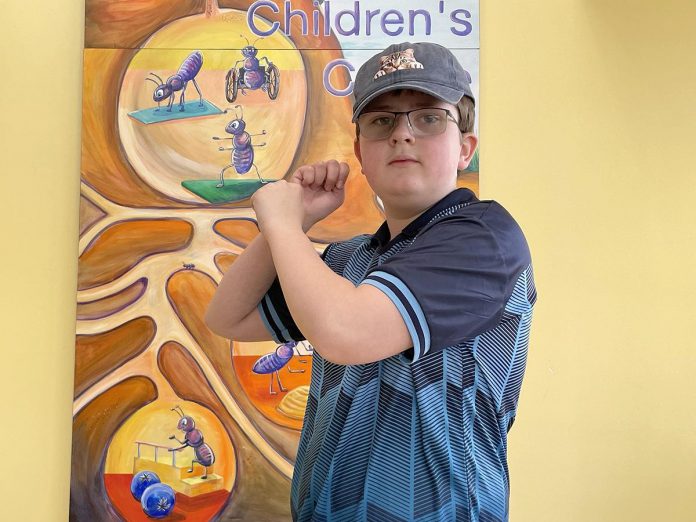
[141,483,176,518]
[130,470,161,501]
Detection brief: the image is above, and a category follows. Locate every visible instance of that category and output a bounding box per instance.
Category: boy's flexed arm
[204,232,277,341]
[252,164,413,365]
[205,161,350,341]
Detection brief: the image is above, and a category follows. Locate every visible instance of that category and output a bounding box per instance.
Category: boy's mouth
[388,155,419,165]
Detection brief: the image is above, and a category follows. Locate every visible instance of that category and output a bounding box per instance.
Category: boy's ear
[353,139,363,172]
[458,133,478,170]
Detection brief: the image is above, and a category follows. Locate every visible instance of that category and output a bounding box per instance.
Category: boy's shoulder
[417,190,528,248]
[403,191,532,285]
[322,188,531,273]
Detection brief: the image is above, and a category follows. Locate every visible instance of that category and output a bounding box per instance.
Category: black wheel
[225,68,239,103]
[267,63,280,100]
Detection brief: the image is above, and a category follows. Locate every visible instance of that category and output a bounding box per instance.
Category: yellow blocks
[133,456,223,497]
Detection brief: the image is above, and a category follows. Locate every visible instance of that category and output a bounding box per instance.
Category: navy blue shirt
[258,188,536,521]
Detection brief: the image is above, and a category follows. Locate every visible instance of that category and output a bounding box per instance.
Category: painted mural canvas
[71,0,479,520]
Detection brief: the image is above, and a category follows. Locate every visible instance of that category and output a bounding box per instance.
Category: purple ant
[145,51,204,112]
[168,406,215,479]
[252,341,313,395]
[212,104,267,187]
[225,35,279,102]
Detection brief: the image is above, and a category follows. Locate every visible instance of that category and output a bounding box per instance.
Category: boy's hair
[457,96,476,135]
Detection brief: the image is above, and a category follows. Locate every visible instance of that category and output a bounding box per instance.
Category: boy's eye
[413,110,445,126]
[367,114,395,127]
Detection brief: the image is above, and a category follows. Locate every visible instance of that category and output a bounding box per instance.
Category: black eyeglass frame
[356,107,460,141]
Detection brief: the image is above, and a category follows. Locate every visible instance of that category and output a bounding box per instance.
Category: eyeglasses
[357,107,460,141]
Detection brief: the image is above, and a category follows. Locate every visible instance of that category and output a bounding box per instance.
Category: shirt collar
[370,188,477,250]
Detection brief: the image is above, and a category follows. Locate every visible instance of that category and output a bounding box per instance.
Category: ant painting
[225,35,280,102]
[146,51,205,112]
[130,49,223,126]
[252,341,313,395]
[168,406,215,480]
[212,104,267,187]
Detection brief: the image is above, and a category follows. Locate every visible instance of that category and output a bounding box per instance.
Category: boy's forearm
[205,232,277,337]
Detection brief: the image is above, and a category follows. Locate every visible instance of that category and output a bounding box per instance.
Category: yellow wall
[2,1,694,520]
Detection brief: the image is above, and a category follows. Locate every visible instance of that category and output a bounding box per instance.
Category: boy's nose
[389,113,415,143]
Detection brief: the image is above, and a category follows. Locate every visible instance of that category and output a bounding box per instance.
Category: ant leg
[192,78,204,106]
[179,83,186,111]
[218,164,235,188]
[269,374,277,395]
[275,370,288,392]
[252,164,267,184]
[202,466,208,480]
[294,345,307,364]
[167,95,174,112]
[287,348,305,373]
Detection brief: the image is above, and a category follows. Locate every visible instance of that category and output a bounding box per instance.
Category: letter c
[248,0,280,37]
[323,59,355,96]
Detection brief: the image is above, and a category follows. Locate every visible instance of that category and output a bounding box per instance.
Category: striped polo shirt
[258,188,536,521]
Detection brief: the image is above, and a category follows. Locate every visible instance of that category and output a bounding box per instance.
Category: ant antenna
[240,34,250,46]
[171,406,185,417]
[145,78,159,86]
[234,104,243,120]
[148,72,164,84]
[252,36,262,47]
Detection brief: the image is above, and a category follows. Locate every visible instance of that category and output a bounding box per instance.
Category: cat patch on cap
[373,49,424,80]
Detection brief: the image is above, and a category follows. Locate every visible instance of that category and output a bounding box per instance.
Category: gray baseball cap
[351,41,475,121]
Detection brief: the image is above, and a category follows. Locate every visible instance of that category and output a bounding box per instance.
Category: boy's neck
[383,196,444,240]
[382,189,456,239]
[385,212,423,240]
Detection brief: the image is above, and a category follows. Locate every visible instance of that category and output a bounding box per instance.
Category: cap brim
[352,81,467,121]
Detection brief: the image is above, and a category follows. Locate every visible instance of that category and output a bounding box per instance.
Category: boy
[206,42,536,522]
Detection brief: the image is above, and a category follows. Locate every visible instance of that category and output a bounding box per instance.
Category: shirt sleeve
[360,213,525,363]
[257,243,334,343]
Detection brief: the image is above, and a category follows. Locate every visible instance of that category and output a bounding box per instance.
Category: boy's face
[354,90,476,213]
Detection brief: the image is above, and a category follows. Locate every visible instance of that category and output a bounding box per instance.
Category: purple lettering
[381,9,404,37]
[335,2,360,37]
[408,9,431,36]
[365,9,380,36]
[312,1,320,35]
[285,0,309,36]
[247,0,280,37]
[323,59,354,96]
[450,9,472,37]
[324,0,331,36]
